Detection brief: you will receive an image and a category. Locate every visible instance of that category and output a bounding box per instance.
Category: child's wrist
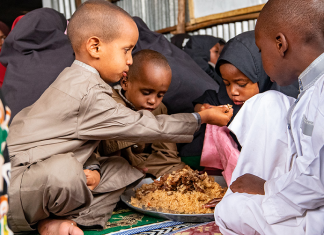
[198,110,208,124]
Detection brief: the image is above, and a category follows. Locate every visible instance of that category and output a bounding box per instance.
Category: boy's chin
[102,75,122,84]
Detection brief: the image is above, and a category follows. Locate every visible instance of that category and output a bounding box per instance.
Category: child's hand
[194,103,213,112]
[230,173,266,195]
[83,169,101,190]
[198,105,233,126]
[202,197,222,208]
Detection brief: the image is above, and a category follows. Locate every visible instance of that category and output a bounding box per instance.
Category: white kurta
[214,53,324,235]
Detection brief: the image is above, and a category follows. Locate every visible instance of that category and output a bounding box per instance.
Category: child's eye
[142,91,150,95]
[124,48,130,54]
[238,83,248,88]
[157,94,164,98]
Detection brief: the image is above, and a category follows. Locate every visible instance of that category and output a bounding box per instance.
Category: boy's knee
[46,154,85,186]
[215,193,246,228]
[24,154,85,188]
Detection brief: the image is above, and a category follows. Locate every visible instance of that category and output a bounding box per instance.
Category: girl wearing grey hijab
[180,30,298,157]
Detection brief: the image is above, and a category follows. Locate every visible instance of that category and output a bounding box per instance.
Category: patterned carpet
[106,221,222,235]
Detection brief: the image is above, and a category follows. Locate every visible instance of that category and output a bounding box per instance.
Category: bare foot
[38,219,83,235]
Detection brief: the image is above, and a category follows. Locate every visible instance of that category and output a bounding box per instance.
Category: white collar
[73,60,100,76]
[298,52,324,92]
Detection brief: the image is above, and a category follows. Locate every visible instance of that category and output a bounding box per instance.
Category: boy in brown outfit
[7,1,233,235]
[99,49,185,177]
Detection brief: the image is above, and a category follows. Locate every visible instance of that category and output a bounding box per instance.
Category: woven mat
[170,221,222,235]
[109,222,202,235]
[84,203,166,235]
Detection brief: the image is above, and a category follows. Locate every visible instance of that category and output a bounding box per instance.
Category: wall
[189,19,256,42]
[42,0,257,42]
[115,0,179,32]
[42,0,76,19]
[115,0,256,41]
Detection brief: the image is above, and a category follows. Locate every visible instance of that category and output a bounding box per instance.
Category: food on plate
[130,166,226,214]
[225,104,233,113]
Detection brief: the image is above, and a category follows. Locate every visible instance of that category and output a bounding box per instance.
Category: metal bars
[188,19,256,41]
[42,0,76,19]
[116,0,178,31]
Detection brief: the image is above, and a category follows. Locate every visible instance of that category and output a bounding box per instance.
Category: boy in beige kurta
[7,1,233,235]
[99,49,185,177]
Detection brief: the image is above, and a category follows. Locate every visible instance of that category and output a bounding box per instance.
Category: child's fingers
[226,108,234,117]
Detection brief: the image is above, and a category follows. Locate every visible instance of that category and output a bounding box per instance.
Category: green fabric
[24,209,165,235]
[84,210,165,235]
[181,156,204,171]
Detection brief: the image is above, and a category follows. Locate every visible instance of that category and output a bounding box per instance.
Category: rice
[130,166,227,214]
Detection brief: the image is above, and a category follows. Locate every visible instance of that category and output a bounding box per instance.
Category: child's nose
[230,86,239,96]
[148,97,156,105]
[126,54,133,65]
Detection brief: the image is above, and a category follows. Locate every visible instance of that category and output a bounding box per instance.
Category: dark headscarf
[184,30,299,157]
[184,35,226,84]
[215,30,273,117]
[182,31,271,156]
[170,33,191,50]
[0,8,75,121]
[185,35,224,58]
[193,31,272,122]
[133,17,219,114]
[0,22,9,37]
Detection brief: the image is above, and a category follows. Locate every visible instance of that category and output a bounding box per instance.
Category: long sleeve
[77,86,198,143]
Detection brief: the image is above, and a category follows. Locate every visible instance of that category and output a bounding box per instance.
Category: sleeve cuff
[84,164,100,172]
[191,112,201,132]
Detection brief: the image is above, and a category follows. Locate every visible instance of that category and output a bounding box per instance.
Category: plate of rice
[121,166,227,222]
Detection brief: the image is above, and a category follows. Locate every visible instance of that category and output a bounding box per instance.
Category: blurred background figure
[170,33,191,50]
[0,8,74,122]
[0,21,9,87]
[0,22,9,50]
[184,35,226,85]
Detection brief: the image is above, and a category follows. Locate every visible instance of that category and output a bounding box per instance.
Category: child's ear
[275,33,288,57]
[120,76,129,90]
[86,36,101,59]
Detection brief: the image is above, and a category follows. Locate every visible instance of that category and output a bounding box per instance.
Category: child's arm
[78,90,233,143]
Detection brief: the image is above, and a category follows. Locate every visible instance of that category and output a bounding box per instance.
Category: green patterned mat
[22,203,165,235]
[84,208,165,235]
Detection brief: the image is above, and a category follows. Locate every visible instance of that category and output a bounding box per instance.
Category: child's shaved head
[255,0,324,86]
[121,49,172,111]
[67,0,133,52]
[128,49,171,81]
[256,0,324,45]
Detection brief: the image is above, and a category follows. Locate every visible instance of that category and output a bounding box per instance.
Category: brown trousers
[8,154,143,232]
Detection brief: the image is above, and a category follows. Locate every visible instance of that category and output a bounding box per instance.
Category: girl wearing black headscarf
[184,35,226,84]
[194,30,299,119]
[180,30,299,157]
[0,8,75,121]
